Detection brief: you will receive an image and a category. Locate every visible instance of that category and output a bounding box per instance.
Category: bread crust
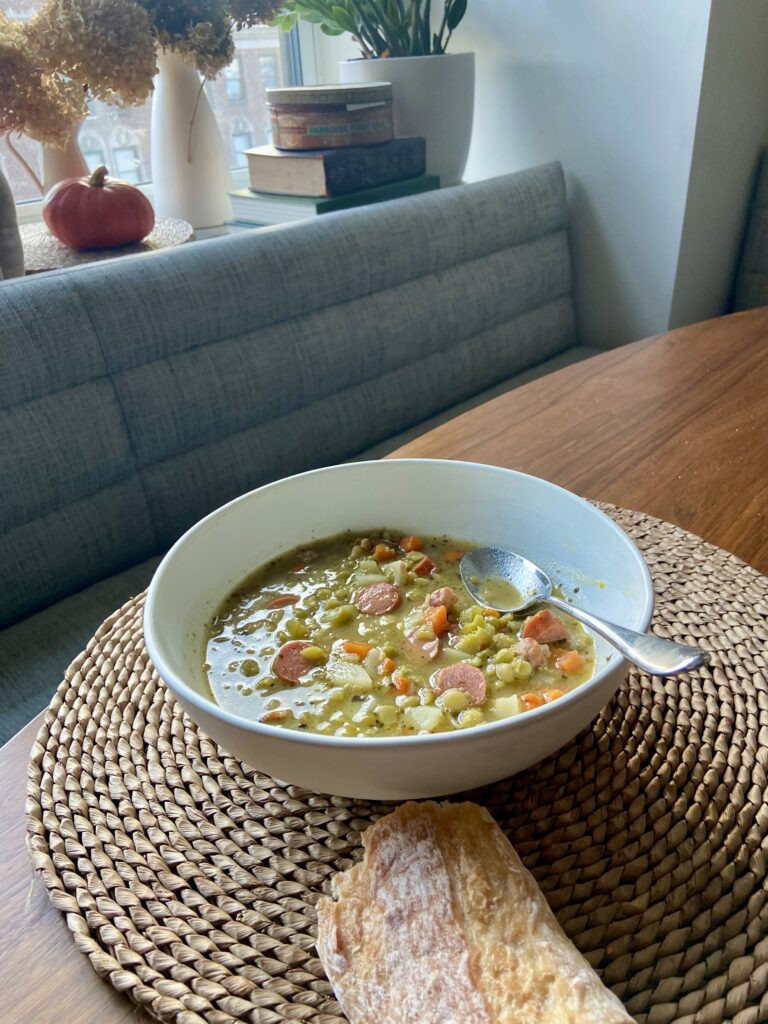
[316,801,634,1024]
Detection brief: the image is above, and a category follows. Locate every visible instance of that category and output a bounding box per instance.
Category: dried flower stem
[187,78,205,163]
[4,132,43,194]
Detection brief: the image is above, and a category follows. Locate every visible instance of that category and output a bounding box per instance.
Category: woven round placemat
[26,505,768,1024]
[21,218,194,273]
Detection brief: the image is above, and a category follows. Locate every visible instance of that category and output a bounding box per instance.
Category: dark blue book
[243,138,426,197]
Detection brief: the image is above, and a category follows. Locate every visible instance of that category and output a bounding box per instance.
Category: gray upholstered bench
[0,162,601,741]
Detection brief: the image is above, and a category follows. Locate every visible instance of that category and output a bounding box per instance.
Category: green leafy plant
[274,0,468,58]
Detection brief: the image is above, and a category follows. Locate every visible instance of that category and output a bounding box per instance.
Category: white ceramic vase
[339,52,474,187]
[42,124,88,193]
[151,50,232,230]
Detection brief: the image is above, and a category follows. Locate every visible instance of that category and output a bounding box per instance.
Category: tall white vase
[339,53,474,187]
[151,50,232,229]
[42,124,88,193]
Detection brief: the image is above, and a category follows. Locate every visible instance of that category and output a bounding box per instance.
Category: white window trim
[296,21,319,83]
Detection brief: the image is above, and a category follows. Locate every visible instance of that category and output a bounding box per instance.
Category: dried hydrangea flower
[228,0,283,29]
[139,0,281,77]
[2,0,286,147]
[138,0,229,76]
[171,17,236,78]
[0,13,85,146]
[31,0,157,107]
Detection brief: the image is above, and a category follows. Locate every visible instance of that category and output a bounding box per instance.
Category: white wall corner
[458,0,712,348]
[669,0,768,329]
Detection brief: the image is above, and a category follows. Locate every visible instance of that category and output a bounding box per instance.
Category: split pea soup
[204,530,596,737]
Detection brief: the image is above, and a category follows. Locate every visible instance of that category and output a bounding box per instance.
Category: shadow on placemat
[25,505,768,1024]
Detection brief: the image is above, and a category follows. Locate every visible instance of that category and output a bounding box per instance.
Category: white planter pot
[151,50,232,229]
[339,52,474,187]
[42,124,87,193]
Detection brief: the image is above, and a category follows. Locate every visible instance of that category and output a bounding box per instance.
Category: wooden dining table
[2,307,767,1024]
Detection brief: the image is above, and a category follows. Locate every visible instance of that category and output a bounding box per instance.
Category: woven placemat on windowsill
[26,504,768,1024]
[20,218,193,273]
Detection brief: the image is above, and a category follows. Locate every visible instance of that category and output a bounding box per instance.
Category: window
[107,128,144,183]
[232,133,254,166]
[79,131,107,173]
[112,147,141,183]
[207,38,287,156]
[231,118,254,167]
[223,59,245,103]
[1,11,297,205]
[260,56,279,90]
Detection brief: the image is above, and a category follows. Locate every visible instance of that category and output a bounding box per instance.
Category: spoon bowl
[461,546,709,677]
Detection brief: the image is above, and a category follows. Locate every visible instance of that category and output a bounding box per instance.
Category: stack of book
[229,137,439,227]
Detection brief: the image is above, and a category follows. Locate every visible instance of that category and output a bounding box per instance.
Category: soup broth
[205,530,595,737]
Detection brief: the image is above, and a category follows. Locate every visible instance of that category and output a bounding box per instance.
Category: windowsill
[15,166,253,227]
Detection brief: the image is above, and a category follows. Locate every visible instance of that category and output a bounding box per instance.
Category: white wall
[309,2,768,348]
[670,0,768,327]
[458,1,710,347]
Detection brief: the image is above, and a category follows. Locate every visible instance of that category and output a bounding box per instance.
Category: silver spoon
[460,547,709,677]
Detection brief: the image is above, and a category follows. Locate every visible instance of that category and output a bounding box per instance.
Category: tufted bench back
[0,163,576,627]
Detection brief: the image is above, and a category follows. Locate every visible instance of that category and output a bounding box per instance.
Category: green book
[228,174,441,225]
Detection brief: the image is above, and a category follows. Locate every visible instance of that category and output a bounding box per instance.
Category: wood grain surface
[393,308,768,574]
[1,718,148,1023]
[2,308,766,1024]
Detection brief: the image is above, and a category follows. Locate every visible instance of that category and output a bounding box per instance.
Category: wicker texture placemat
[26,505,768,1024]
[21,219,194,272]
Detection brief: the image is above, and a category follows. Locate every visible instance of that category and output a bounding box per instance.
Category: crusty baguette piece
[316,801,634,1024]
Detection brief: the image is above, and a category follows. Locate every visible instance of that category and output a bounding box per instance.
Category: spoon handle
[547,595,709,676]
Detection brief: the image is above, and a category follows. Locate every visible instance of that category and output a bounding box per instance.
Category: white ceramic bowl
[144,460,653,799]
